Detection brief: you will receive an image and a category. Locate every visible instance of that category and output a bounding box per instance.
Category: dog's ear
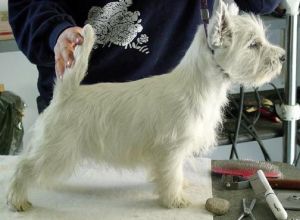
[224,0,239,15]
[207,0,233,49]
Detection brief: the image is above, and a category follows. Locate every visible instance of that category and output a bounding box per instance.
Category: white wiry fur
[7,0,285,211]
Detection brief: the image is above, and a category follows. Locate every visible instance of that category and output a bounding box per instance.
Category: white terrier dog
[7,0,285,211]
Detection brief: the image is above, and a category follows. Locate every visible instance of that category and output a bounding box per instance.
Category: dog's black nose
[279,55,286,63]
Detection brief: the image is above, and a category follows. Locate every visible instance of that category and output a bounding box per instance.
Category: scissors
[237,198,256,220]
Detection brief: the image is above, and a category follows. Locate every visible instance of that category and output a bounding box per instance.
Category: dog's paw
[7,191,32,212]
[161,195,191,209]
[8,200,32,212]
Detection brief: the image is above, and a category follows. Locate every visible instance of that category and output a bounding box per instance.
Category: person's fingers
[66,27,84,46]
[55,57,65,78]
[60,43,75,68]
[54,26,84,77]
[55,44,74,77]
[54,42,65,77]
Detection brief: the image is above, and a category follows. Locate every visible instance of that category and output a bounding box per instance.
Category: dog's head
[207,0,285,87]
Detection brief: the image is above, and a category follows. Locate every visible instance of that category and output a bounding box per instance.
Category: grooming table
[1,157,299,220]
[0,156,213,220]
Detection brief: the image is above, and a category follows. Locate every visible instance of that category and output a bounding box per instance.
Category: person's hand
[54,26,84,78]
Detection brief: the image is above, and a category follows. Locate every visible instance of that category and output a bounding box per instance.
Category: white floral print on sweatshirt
[86,0,150,54]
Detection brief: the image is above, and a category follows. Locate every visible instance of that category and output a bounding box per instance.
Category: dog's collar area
[200,0,229,80]
[200,0,211,51]
[200,0,210,38]
[203,33,230,79]
[216,64,230,79]
[210,49,230,79]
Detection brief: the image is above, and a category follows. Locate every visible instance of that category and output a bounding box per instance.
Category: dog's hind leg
[6,157,35,211]
[7,139,78,211]
[152,152,191,208]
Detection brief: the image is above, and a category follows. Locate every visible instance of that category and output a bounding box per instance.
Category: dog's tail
[53,24,96,101]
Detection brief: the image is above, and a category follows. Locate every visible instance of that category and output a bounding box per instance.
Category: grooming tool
[212,160,282,179]
[237,198,256,220]
[259,107,281,123]
[268,179,300,190]
[222,175,300,190]
[221,175,250,190]
[250,170,288,220]
[277,193,300,211]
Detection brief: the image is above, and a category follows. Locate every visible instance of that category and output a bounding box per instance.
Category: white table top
[0,156,213,220]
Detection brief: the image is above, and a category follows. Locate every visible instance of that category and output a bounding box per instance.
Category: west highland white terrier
[7,0,285,211]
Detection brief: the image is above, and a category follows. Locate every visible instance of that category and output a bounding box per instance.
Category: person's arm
[234,0,282,14]
[8,0,77,66]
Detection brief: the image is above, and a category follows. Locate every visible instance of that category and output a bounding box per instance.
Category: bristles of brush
[216,160,280,172]
[212,159,283,178]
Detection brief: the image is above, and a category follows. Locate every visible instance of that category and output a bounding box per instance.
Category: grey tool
[277,192,300,210]
[221,175,250,190]
[237,198,256,220]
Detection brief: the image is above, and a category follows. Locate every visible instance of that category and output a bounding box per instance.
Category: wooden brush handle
[268,179,300,189]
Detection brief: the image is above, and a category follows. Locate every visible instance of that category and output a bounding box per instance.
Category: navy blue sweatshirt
[8,0,281,110]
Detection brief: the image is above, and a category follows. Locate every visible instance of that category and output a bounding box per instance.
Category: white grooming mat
[0,156,213,220]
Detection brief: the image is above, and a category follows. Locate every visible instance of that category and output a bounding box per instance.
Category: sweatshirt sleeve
[234,0,282,14]
[8,0,76,66]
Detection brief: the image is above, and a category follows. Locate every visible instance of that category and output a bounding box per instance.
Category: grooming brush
[212,160,282,179]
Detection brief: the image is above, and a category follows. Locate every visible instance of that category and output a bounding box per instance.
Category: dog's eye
[249,40,262,49]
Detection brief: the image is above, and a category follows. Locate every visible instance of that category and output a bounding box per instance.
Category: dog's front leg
[152,153,190,208]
